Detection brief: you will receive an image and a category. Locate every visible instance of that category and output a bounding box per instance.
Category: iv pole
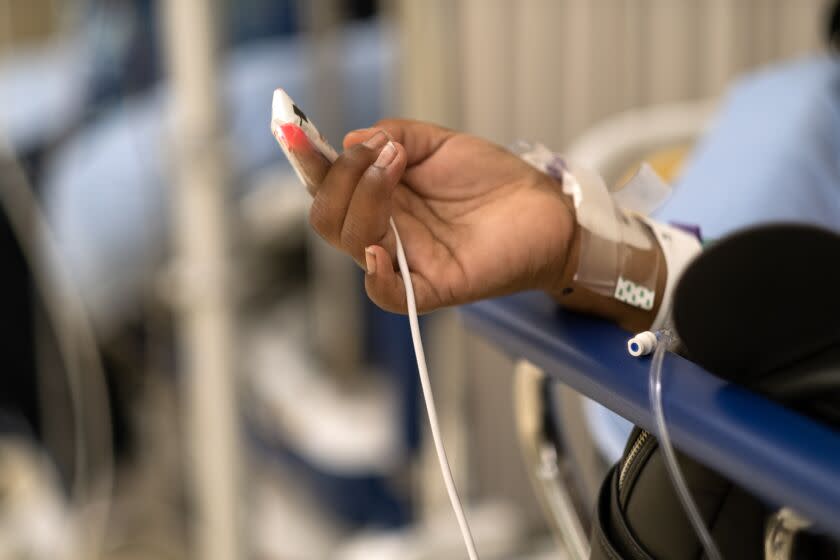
[160,1,242,558]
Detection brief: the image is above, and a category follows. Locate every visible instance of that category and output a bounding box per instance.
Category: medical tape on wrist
[562,161,661,310]
[516,143,684,313]
[637,216,702,330]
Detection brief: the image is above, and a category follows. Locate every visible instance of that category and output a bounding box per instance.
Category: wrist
[546,219,671,332]
[542,183,667,332]
[521,151,697,333]
[543,193,579,299]
[533,175,578,297]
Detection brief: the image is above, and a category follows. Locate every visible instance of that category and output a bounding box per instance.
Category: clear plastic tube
[649,330,723,560]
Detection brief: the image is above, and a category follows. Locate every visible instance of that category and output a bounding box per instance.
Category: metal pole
[160,1,242,559]
[297,0,364,382]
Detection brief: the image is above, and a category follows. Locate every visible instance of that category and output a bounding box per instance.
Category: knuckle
[370,175,392,200]
[308,199,334,239]
[358,171,394,206]
[339,218,361,250]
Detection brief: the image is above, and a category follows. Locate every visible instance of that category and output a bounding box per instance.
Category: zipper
[618,429,651,491]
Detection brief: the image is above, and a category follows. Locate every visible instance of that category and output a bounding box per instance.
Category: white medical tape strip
[563,163,652,250]
[612,162,673,216]
[517,145,650,250]
[562,163,619,244]
[639,216,703,331]
[517,142,558,173]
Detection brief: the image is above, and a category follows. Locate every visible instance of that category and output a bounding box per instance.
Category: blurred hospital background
[0,0,834,558]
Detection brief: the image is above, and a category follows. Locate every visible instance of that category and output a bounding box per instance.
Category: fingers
[364,244,409,313]
[364,244,439,315]
[309,129,406,264]
[344,119,455,167]
[341,141,405,261]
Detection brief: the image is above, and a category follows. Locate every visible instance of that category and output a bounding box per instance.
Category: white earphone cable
[390,216,480,560]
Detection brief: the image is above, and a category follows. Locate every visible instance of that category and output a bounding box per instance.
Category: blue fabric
[657,56,840,236]
[589,56,840,463]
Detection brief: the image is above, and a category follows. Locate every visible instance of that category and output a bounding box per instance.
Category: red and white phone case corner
[270,88,339,194]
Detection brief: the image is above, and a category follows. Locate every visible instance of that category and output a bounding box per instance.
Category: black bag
[590,225,840,559]
[590,427,767,560]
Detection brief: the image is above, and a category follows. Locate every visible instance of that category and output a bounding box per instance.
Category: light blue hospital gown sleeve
[656,56,840,236]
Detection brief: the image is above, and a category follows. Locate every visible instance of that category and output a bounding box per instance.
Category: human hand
[307,119,575,313]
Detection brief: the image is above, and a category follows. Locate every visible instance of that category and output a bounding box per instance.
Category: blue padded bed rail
[462,292,840,537]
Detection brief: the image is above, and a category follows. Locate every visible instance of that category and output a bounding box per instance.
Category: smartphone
[270,89,339,195]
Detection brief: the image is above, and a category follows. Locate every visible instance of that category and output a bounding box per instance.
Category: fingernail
[363,130,388,150]
[373,141,397,169]
[365,247,377,275]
